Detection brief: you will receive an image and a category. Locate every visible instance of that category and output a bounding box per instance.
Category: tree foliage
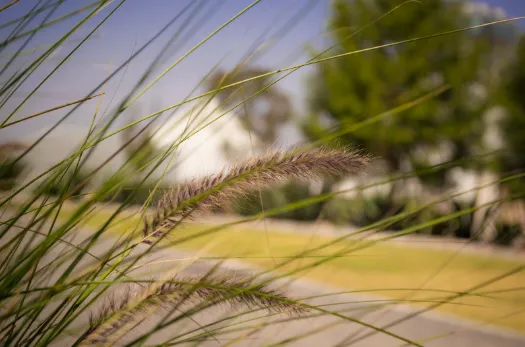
[498,35,525,175]
[303,0,494,185]
[207,66,293,145]
[121,107,161,176]
[0,142,27,191]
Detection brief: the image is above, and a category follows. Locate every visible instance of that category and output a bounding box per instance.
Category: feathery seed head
[142,147,369,242]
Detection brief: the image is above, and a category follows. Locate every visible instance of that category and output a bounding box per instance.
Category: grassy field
[171,227,525,331]
[55,203,525,333]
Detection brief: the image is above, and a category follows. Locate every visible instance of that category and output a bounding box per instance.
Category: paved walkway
[92,237,525,347]
[3,207,525,346]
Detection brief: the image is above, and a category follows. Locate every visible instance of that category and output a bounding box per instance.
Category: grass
[2,1,525,345]
[66,205,525,332]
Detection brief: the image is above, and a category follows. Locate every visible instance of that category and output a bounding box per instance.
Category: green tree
[303,0,495,191]
[498,35,525,178]
[114,105,168,205]
[481,35,525,247]
[207,66,293,146]
[0,142,27,191]
[122,121,159,176]
[494,33,525,248]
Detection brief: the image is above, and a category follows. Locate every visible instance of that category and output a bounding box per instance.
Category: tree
[498,35,525,178]
[302,0,496,192]
[207,66,293,147]
[114,105,169,205]
[0,142,27,191]
[492,34,525,247]
[122,119,159,176]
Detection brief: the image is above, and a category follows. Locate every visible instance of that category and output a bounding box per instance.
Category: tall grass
[0,1,524,346]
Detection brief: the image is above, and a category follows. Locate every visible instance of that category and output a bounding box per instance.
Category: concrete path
[2,210,525,346]
[117,243,525,347]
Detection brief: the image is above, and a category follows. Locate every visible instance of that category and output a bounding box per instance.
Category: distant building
[151,97,263,182]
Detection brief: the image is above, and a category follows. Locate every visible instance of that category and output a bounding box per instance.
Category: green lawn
[55,205,525,332]
[168,224,525,332]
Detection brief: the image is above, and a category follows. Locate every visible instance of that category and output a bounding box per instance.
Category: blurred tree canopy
[121,105,163,176]
[207,66,293,146]
[498,36,525,175]
[302,0,498,189]
[108,105,170,205]
[496,35,525,196]
[0,142,27,191]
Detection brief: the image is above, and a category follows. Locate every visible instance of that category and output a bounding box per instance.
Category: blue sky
[481,0,525,17]
[1,0,524,143]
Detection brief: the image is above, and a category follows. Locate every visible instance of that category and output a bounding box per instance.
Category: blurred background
[1,0,525,343]
[3,0,524,247]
